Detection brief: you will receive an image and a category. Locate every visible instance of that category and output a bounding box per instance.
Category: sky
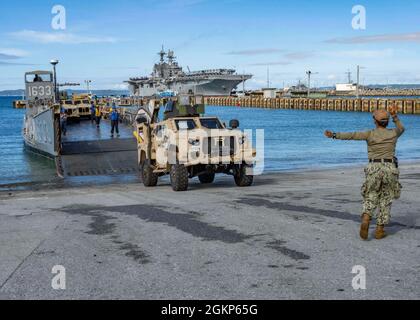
[0,0,419,90]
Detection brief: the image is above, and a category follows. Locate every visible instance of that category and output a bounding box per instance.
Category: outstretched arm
[389,105,405,137]
[324,130,370,141]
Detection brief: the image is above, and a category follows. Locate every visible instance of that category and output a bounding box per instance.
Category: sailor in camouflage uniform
[325,105,405,240]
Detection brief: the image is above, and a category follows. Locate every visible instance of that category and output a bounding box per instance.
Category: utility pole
[356,65,365,98]
[243,70,246,93]
[356,66,360,98]
[345,70,352,84]
[306,70,319,97]
[84,80,92,95]
[50,59,59,103]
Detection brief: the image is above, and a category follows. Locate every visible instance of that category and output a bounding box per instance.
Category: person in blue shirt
[90,101,96,124]
[110,103,120,138]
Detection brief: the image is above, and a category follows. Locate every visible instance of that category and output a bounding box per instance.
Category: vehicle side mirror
[229,119,239,129]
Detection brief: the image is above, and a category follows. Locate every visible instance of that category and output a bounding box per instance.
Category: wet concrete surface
[0,163,419,299]
[61,119,138,178]
[62,119,134,142]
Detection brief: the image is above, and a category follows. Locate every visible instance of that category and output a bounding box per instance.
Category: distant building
[335,83,357,93]
[262,88,277,99]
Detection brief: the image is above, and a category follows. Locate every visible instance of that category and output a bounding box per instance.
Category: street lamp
[84,80,92,94]
[50,59,59,103]
[356,65,366,98]
[306,70,319,97]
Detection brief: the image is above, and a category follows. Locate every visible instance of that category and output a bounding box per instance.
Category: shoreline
[1,153,418,299]
[2,159,420,194]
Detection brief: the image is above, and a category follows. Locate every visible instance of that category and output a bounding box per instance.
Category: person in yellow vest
[95,105,102,128]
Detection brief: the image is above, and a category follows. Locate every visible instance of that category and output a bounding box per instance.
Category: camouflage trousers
[361,163,402,225]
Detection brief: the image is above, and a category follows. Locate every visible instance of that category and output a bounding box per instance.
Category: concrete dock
[0,164,419,299]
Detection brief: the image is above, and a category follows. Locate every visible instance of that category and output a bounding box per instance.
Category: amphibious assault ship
[126,48,252,97]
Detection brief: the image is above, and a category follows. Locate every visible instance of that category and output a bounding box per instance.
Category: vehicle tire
[198,173,215,184]
[170,164,189,191]
[234,164,253,187]
[141,159,158,187]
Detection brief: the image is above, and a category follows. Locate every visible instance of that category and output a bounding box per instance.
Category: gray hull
[130,78,246,97]
[170,78,245,96]
[23,107,58,158]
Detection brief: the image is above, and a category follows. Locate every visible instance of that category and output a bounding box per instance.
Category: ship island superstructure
[126,48,252,97]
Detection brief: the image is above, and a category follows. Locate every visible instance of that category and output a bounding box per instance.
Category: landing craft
[20,63,139,179]
[22,70,61,158]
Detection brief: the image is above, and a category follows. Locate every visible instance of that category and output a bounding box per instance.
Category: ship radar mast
[167,50,176,64]
[158,45,166,63]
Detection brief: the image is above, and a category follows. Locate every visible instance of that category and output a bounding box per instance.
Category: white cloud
[325,49,394,59]
[153,0,208,9]
[9,30,117,44]
[326,32,420,44]
[0,48,28,59]
[247,61,291,66]
[0,61,36,66]
[227,48,284,56]
[284,52,314,60]
[113,83,129,90]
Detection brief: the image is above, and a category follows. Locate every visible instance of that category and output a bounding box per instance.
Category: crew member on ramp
[324,104,405,240]
[110,103,120,138]
[95,105,102,128]
[90,101,96,124]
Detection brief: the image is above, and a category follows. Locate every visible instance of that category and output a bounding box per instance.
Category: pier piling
[205,97,420,115]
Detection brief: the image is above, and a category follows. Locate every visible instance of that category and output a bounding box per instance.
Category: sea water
[0,96,419,187]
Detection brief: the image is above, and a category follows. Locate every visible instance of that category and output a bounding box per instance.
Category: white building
[335,83,357,93]
[262,88,277,99]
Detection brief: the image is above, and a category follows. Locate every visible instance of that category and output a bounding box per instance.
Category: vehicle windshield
[175,119,196,130]
[200,118,223,129]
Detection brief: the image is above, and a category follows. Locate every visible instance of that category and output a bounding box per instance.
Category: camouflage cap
[373,109,390,121]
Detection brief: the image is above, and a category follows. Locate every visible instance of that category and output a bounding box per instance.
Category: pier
[205,97,420,115]
[1,163,419,299]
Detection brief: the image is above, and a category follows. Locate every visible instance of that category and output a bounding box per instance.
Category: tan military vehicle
[72,94,92,118]
[61,99,80,121]
[134,94,256,191]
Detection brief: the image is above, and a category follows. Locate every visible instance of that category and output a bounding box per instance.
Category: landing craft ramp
[59,120,138,177]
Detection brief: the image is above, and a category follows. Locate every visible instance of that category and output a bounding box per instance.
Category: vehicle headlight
[188,138,200,146]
